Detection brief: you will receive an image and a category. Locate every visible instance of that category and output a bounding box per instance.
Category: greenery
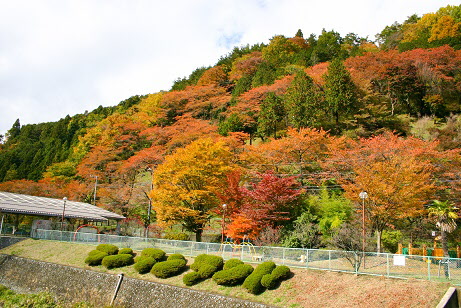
[242,261,276,294]
[96,244,119,255]
[141,248,166,261]
[118,248,134,255]
[101,254,134,269]
[151,259,187,278]
[84,250,108,266]
[260,265,291,289]
[183,271,202,286]
[133,256,156,274]
[163,233,190,241]
[223,258,244,270]
[212,264,254,286]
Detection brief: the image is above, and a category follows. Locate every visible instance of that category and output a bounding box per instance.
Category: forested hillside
[1,5,461,248]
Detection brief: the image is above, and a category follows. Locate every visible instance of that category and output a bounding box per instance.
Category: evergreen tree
[257,92,285,139]
[324,58,358,128]
[285,70,321,129]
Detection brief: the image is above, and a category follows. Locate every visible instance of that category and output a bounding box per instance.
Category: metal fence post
[386,253,390,277]
[283,248,286,265]
[306,249,309,268]
[329,250,331,270]
[428,256,431,281]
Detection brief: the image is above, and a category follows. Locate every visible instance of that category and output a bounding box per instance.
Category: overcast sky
[1,0,459,137]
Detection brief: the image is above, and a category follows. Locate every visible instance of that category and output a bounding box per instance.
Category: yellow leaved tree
[150,138,234,241]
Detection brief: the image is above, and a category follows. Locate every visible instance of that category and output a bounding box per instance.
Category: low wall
[0,236,27,249]
[0,255,271,308]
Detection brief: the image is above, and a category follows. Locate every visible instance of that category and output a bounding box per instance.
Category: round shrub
[151,259,187,278]
[260,265,291,289]
[118,248,134,255]
[141,248,166,261]
[191,254,223,271]
[242,261,276,294]
[133,257,156,274]
[223,258,244,270]
[96,244,119,255]
[183,271,202,286]
[260,274,276,289]
[167,254,186,261]
[212,264,254,286]
[271,265,291,281]
[101,254,134,269]
[85,250,108,266]
[198,264,218,279]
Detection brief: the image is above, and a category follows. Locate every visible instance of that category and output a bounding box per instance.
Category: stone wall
[0,254,271,308]
[0,236,27,249]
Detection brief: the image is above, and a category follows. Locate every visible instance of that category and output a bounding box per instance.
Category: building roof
[0,191,125,221]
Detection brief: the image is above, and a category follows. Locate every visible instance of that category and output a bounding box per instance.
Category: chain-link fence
[32,229,461,284]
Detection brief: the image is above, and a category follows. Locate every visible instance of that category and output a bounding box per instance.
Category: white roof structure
[0,191,125,221]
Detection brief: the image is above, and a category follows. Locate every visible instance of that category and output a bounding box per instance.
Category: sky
[1,0,460,137]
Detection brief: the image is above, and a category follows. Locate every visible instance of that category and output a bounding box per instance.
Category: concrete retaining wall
[0,254,271,307]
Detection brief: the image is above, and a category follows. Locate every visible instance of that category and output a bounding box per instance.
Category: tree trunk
[441,230,449,257]
[376,230,382,253]
[195,229,203,242]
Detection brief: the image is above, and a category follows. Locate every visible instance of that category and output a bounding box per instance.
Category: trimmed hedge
[260,265,291,289]
[212,264,254,286]
[133,257,156,274]
[198,264,218,279]
[84,250,108,266]
[183,272,202,286]
[118,248,134,255]
[141,248,166,261]
[242,261,276,294]
[167,254,186,261]
[151,259,187,278]
[223,258,244,270]
[96,244,119,255]
[191,254,223,271]
[101,254,134,269]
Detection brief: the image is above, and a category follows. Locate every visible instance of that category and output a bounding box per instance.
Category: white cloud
[0,0,459,136]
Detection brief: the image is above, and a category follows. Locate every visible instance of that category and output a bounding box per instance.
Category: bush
[198,264,218,279]
[164,233,190,241]
[191,254,223,271]
[97,244,119,255]
[101,254,134,269]
[118,248,134,255]
[212,264,254,286]
[183,271,202,286]
[85,250,108,266]
[151,259,187,278]
[141,248,166,261]
[260,265,291,289]
[167,254,186,261]
[242,261,276,294]
[223,258,244,270]
[133,257,156,274]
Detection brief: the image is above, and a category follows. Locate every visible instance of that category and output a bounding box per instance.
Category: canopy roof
[0,191,125,221]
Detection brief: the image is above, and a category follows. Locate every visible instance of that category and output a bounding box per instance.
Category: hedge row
[242,261,276,294]
[84,250,108,266]
[141,248,166,261]
[101,254,134,269]
[151,258,187,278]
[212,264,254,286]
[261,265,291,289]
[96,244,119,255]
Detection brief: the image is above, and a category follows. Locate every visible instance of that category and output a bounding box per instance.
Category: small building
[0,191,125,235]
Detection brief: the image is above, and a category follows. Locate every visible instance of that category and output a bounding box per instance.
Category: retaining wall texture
[0,236,27,249]
[0,254,271,308]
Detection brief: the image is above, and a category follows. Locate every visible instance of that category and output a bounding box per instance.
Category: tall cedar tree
[324,58,357,128]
